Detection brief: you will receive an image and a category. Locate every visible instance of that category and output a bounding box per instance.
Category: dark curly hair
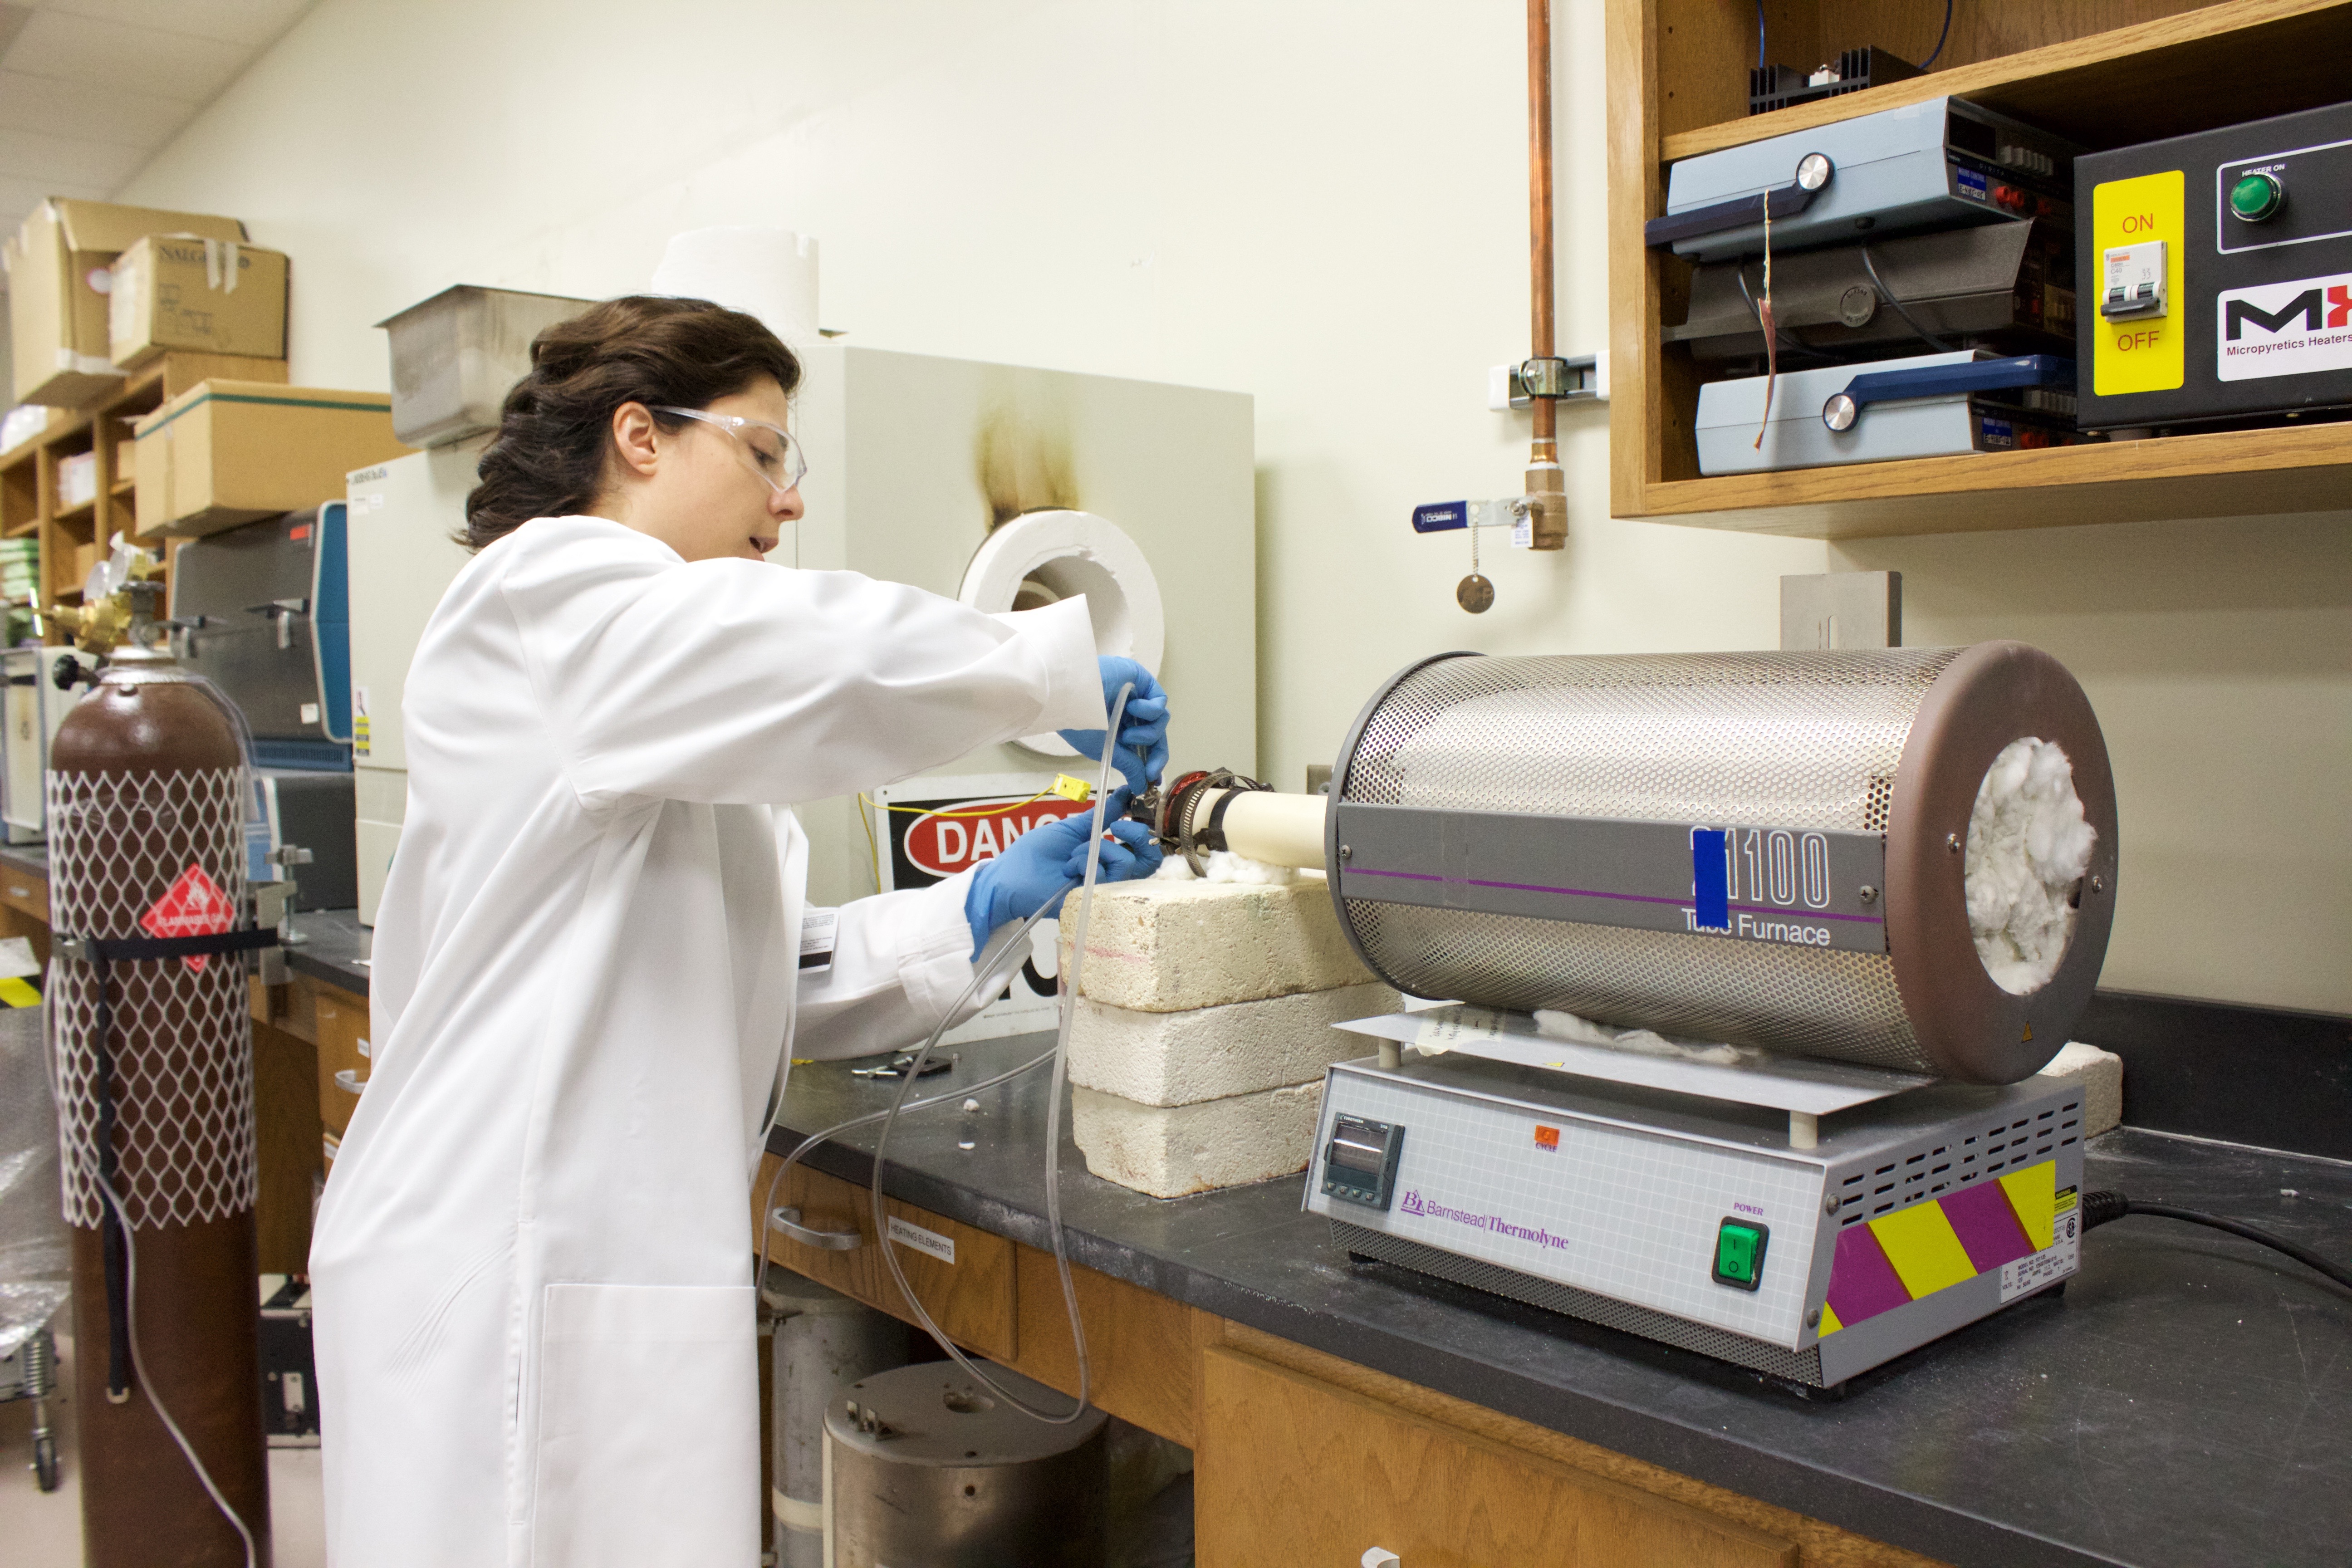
[463,295,801,549]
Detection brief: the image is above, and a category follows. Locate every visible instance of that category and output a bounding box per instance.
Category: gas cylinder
[48,641,270,1567]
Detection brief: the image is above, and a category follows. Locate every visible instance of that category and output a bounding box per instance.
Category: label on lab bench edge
[886,1215,956,1265]
[1999,1205,2080,1302]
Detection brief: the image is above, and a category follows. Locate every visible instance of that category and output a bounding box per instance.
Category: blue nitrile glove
[1059,656,1169,794]
[965,793,1163,956]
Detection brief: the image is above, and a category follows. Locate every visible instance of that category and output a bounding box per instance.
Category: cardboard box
[5,199,248,407]
[135,381,409,539]
[109,235,289,371]
[57,451,98,513]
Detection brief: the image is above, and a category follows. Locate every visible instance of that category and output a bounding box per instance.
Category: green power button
[1712,1218,1769,1291]
[2229,171,2284,223]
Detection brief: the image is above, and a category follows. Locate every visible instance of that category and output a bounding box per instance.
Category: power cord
[2081,1191,2352,1290]
[1921,0,1954,70]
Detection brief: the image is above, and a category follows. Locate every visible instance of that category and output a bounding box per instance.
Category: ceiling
[0,0,320,289]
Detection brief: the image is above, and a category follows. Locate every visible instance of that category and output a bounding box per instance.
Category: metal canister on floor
[762,1270,911,1568]
[825,1361,1109,1568]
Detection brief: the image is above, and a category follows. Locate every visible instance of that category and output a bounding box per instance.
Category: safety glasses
[656,406,808,493]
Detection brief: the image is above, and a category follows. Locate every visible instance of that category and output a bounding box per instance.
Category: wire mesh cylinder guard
[48,657,269,1567]
[1328,643,2117,1083]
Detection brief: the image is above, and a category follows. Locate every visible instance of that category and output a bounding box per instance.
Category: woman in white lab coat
[309,296,1166,1568]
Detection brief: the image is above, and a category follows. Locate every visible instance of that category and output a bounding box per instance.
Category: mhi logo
[2216,273,2352,383]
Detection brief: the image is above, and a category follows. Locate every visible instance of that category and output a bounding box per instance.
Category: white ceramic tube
[1195,789,1328,870]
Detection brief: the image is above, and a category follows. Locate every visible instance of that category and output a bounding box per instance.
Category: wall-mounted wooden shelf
[0,351,287,608]
[1607,0,2352,539]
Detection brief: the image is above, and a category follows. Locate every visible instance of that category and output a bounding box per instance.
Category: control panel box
[2076,100,2352,429]
[1307,1051,2086,1386]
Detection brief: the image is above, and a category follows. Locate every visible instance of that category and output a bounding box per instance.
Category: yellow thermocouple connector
[1048,774,1094,804]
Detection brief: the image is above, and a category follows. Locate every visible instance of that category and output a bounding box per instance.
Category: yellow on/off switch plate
[2092,169,2186,396]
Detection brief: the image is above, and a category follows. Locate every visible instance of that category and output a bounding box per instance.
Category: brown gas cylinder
[48,644,270,1567]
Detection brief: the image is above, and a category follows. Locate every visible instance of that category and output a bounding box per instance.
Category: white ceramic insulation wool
[1151,852,1299,885]
[1965,737,2098,994]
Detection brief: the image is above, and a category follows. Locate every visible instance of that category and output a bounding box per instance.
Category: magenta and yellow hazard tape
[1819,1161,2063,1336]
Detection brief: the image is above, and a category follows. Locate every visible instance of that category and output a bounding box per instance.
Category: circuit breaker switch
[2099,241,2168,319]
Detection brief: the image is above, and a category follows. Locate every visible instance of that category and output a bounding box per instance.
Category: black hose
[1921,0,1953,69]
[2081,1190,2352,1291]
[1858,245,1954,351]
[92,952,132,1401]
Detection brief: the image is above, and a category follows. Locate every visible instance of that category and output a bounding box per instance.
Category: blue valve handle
[1835,354,2075,414]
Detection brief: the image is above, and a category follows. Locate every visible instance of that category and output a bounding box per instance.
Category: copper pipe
[1528,0,1556,456]
[1524,0,1567,548]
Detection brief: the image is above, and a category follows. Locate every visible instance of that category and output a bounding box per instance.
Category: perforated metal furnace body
[1323,644,2118,1083]
[1303,644,2114,1382]
[1306,1053,2087,1386]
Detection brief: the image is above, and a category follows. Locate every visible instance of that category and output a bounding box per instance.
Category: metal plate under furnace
[1305,1050,2086,1386]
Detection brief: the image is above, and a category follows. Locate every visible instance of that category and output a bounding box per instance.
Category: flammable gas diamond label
[141,864,235,970]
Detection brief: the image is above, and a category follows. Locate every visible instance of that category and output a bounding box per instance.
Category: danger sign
[892,793,1095,886]
[141,864,235,970]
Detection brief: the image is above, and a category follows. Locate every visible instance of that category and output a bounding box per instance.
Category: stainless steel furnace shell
[1324,643,2118,1083]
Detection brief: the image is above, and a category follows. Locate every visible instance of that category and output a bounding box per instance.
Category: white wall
[114,0,2349,1014]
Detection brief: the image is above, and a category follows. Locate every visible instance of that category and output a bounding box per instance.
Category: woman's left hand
[965,795,1163,955]
[1059,657,1169,792]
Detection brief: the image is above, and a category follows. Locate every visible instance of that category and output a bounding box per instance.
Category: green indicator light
[2229,172,2283,223]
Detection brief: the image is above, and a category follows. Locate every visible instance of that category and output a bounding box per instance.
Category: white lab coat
[309,515,1102,1568]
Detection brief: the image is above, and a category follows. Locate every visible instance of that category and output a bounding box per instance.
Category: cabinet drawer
[755,1158,1016,1362]
[313,984,371,1138]
[0,869,48,925]
[1198,1347,1794,1568]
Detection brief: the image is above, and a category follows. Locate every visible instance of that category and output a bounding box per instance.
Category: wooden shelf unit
[0,351,287,609]
[1606,0,2352,539]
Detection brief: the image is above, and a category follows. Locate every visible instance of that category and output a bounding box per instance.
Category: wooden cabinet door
[1198,1347,1794,1568]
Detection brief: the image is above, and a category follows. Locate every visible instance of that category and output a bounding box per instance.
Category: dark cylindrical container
[826,1361,1108,1568]
[48,647,270,1567]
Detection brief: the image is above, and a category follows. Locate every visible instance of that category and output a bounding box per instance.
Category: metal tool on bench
[1176,644,2120,1387]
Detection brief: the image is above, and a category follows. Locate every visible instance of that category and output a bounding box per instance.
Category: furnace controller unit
[2076,100,2352,429]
